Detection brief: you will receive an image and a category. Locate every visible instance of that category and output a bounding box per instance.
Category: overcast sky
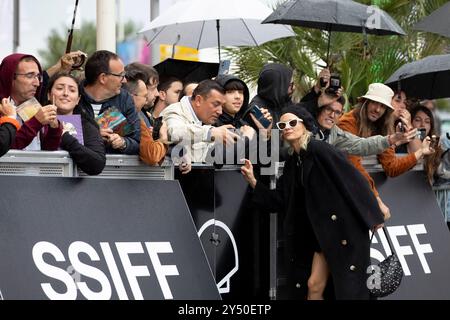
[0,0,278,62]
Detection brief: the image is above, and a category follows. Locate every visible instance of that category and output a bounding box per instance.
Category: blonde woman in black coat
[241,105,385,300]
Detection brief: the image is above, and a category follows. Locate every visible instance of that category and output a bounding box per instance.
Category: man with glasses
[78,50,140,155]
[0,53,62,151]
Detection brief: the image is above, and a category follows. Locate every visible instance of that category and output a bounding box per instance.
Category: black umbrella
[262,0,405,65]
[413,2,450,38]
[385,54,450,100]
[153,58,220,84]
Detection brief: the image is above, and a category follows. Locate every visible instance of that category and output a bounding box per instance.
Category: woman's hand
[376,196,391,221]
[0,98,16,119]
[240,159,257,188]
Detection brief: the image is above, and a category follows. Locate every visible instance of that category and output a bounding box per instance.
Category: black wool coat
[253,139,384,299]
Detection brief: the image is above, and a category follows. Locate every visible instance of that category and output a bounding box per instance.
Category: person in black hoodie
[249,63,294,125]
[214,75,273,164]
[46,72,106,175]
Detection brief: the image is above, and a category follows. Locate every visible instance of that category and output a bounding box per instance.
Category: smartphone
[416,128,427,141]
[395,120,406,133]
[217,60,231,76]
[251,105,271,129]
[152,116,163,141]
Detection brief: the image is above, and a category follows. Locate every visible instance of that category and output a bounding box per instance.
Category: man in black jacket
[78,50,140,155]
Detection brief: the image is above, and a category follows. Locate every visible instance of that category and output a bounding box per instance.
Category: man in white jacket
[160,79,239,163]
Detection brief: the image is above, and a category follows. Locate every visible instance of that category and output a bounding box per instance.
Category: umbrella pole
[326,29,331,67]
[216,19,221,61]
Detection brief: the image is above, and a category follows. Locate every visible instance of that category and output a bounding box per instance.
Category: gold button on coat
[350,265,356,271]
[296,283,301,289]
[331,215,337,221]
[341,240,348,246]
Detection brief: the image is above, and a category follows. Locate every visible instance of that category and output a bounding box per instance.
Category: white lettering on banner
[116,242,150,300]
[370,224,433,276]
[68,241,112,300]
[100,242,129,300]
[407,224,433,274]
[145,242,179,300]
[32,242,78,300]
[32,241,179,300]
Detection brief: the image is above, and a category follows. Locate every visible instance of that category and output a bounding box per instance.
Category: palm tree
[226,0,449,107]
[38,21,140,69]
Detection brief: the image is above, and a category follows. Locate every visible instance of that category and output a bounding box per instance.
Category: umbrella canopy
[385,54,450,100]
[262,0,405,63]
[138,0,294,60]
[413,2,450,38]
[154,58,219,84]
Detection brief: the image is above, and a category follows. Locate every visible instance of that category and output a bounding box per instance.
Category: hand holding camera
[324,74,341,96]
[61,51,87,71]
[316,68,331,93]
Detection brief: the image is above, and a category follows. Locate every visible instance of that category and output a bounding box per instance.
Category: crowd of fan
[2,49,450,300]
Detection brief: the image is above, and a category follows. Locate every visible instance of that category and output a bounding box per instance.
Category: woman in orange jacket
[338,83,434,219]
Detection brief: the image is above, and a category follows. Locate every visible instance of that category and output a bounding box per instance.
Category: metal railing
[0,150,174,180]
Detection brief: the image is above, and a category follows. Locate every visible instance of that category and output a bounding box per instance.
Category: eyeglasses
[276,118,303,130]
[106,71,127,80]
[323,105,343,117]
[14,72,43,82]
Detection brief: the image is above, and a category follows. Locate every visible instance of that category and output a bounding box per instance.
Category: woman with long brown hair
[338,83,434,219]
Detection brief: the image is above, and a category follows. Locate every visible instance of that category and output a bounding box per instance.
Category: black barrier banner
[371,171,450,299]
[177,168,265,299]
[0,176,220,300]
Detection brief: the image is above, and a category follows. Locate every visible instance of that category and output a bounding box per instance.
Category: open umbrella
[385,54,450,100]
[154,58,219,84]
[138,0,294,61]
[413,2,450,38]
[262,0,405,65]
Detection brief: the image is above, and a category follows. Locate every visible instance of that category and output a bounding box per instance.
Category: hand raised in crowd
[250,107,273,130]
[35,105,57,125]
[0,98,17,119]
[397,109,412,130]
[210,124,240,146]
[413,136,435,160]
[47,51,88,76]
[318,90,343,108]
[240,159,257,189]
[314,68,331,93]
[388,127,417,146]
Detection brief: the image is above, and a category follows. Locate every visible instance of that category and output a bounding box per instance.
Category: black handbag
[368,227,404,298]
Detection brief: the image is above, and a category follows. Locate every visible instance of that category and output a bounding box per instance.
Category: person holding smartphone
[241,105,385,300]
[410,104,445,185]
[215,74,272,134]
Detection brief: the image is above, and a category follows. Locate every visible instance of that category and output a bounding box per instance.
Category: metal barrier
[0,150,73,177]
[0,151,174,180]
[75,155,174,180]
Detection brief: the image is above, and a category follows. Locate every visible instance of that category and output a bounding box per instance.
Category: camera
[325,74,341,95]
